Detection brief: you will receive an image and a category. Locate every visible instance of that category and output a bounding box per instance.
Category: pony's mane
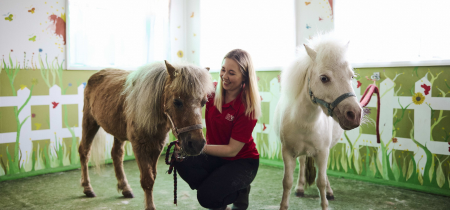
[281,32,350,99]
[122,61,214,134]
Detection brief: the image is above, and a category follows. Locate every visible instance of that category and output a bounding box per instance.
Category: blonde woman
[175,49,261,210]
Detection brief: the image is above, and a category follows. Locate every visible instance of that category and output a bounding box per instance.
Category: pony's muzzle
[342,105,362,130]
[180,133,206,156]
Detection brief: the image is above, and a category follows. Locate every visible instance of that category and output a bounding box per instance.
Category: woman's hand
[203,138,245,157]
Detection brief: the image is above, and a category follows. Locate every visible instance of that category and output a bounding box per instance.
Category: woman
[175,49,261,210]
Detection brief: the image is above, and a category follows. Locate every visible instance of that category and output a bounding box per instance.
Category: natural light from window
[334,0,450,67]
[68,0,170,70]
[199,0,296,71]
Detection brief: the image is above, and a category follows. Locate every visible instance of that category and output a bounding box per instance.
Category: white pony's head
[304,33,362,130]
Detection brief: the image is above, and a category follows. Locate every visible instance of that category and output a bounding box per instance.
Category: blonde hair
[214,49,261,119]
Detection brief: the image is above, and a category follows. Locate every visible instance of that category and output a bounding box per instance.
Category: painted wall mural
[1,0,449,197]
[0,53,135,178]
[1,0,66,68]
[2,54,450,195]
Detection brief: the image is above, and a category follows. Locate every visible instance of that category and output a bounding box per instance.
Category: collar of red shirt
[222,89,243,110]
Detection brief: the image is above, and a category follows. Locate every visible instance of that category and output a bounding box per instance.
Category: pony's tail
[90,127,107,175]
[304,156,316,189]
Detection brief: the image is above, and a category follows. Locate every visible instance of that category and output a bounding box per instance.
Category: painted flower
[363,107,371,115]
[392,137,398,143]
[32,113,36,118]
[357,80,362,88]
[68,83,72,87]
[263,123,267,131]
[412,92,425,105]
[177,50,184,58]
[39,48,43,52]
[420,84,430,95]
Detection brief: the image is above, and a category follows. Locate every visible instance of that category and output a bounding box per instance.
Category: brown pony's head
[123,61,214,156]
[163,61,214,155]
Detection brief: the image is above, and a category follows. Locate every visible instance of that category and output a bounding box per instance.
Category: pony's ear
[164,60,177,79]
[304,44,317,61]
[205,67,210,71]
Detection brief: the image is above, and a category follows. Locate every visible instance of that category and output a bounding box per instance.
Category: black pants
[174,154,259,209]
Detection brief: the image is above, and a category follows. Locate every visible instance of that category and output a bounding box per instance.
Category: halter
[164,111,203,139]
[308,78,356,117]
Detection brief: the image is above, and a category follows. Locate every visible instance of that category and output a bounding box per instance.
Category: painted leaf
[376,155,383,176]
[418,170,424,185]
[448,174,450,189]
[327,154,331,169]
[370,155,377,177]
[336,151,341,171]
[341,147,348,173]
[392,158,401,181]
[331,149,335,170]
[406,159,414,181]
[359,157,363,175]
[354,153,360,175]
[402,159,407,178]
[436,163,445,188]
[429,156,435,183]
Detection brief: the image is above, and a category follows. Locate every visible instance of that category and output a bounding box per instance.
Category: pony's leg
[78,112,100,197]
[315,152,330,210]
[132,141,161,210]
[294,155,306,197]
[111,138,134,198]
[326,175,334,200]
[280,146,297,210]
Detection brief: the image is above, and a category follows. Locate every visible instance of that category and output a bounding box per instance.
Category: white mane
[281,32,350,101]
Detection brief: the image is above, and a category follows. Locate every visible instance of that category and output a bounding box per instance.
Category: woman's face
[220,58,244,93]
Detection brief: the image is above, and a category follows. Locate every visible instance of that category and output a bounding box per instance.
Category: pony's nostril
[187,141,193,148]
[346,111,355,120]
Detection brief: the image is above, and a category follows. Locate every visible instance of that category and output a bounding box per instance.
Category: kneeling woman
[175,49,261,210]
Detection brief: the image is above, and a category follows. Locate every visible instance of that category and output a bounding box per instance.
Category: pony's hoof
[122,191,134,198]
[295,191,305,197]
[326,194,335,200]
[84,191,96,197]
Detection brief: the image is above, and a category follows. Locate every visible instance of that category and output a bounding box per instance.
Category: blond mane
[122,61,214,134]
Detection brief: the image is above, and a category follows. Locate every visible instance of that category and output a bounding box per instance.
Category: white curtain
[68,0,170,70]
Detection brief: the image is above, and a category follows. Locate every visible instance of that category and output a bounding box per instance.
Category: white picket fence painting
[1,75,449,177]
[0,84,116,170]
[346,73,450,175]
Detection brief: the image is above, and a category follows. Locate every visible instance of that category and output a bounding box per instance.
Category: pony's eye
[320,75,329,83]
[173,99,183,108]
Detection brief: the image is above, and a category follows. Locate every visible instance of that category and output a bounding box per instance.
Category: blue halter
[308,78,356,117]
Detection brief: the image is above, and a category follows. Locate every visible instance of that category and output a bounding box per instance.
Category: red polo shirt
[205,91,259,160]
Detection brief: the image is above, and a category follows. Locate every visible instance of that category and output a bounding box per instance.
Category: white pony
[275,33,362,210]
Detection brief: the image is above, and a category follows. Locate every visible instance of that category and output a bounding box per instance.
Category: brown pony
[78,61,214,210]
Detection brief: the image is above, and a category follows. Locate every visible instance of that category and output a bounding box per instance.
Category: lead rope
[165,140,184,205]
[360,84,381,143]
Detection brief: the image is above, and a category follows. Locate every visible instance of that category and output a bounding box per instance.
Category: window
[67,0,170,70]
[334,0,450,67]
[199,0,296,71]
